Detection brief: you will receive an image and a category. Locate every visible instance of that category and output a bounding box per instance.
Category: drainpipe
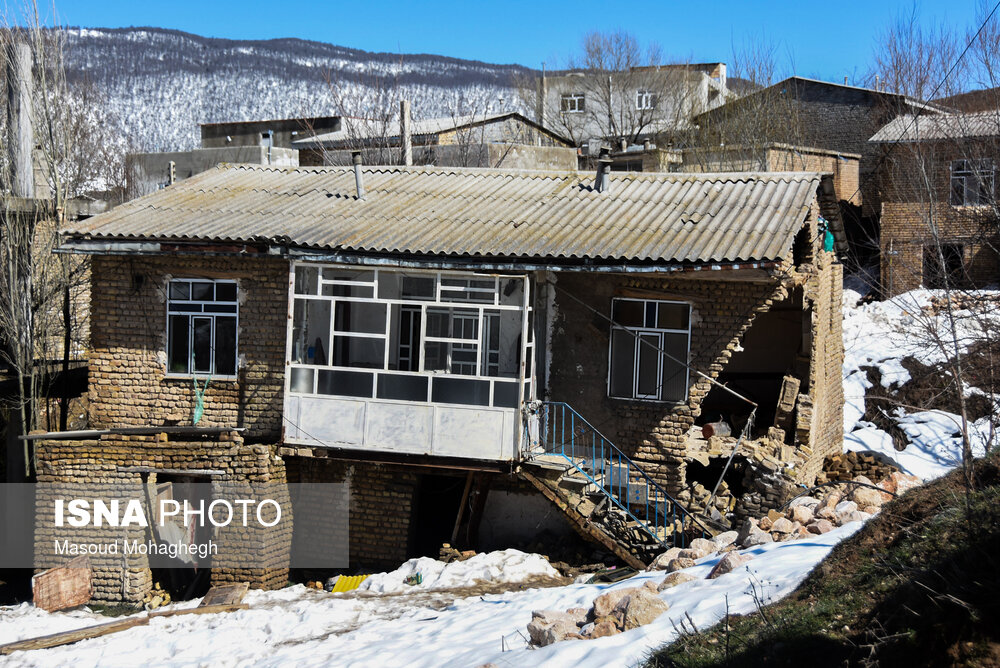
[352,151,366,200]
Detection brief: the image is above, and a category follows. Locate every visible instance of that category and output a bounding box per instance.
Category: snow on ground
[358,548,559,594]
[842,288,998,480]
[0,526,860,668]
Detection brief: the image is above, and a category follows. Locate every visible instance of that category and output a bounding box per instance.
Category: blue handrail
[528,401,708,549]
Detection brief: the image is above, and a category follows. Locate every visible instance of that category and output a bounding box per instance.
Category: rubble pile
[818,451,898,484]
[142,582,171,610]
[527,581,670,646]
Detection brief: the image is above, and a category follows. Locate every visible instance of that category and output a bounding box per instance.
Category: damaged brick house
[37,162,846,601]
[870,111,1000,295]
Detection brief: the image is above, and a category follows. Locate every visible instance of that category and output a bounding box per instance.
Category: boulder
[677,548,710,560]
[689,538,718,554]
[707,552,754,579]
[767,508,784,522]
[613,588,670,630]
[816,506,838,521]
[736,518,760,545]
[788,495,820,509]
[771,517,795,534]
[642,580,659,593]
[819,491,842,511]
[592,588,638,619]
[807,519,835,534]
[648,547,684,570]
[718,544,738,553]
[890,471,922,495]
[588,619,621,638]
[528,610,587,646]
[758,516,773,531]
[666,557,696,572]
[861,505,881,515]
[712,531,739,549]
[834,500,858,515]
[657,571,697,591]
[741,531,774,547]
[852,486,885,509]
[790,505,814,525]
[840,510,872,524]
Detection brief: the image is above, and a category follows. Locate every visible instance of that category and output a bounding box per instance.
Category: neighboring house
[870,112,1000,295]
[126,116,341,197]
[693,77,950,278]
[294,112,577,171]
[200,116,343,149]
[41,163,845,602]
[536,63,732,151]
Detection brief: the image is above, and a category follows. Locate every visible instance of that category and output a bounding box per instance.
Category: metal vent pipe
[352,151,365,200]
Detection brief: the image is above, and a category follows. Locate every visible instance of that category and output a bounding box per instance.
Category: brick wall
[286,458,418,570]
[544,255,844,498]
[88,255,288,441]
[878,141,1000,295]
[35,432,289,603]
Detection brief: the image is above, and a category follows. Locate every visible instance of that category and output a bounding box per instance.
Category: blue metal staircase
[522,401,709,562]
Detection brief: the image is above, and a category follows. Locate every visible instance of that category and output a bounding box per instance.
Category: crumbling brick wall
[544,254,844,505]
[286,458,418,570]
[34,433,289,604]
[88,255,288,441]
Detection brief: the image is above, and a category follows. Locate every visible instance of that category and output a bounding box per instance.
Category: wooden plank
[0,604,250,655]
[450,471,475,546]
[149,603,249,618]
[31,556,92,612]
[198,582,249,607]
[0,617,149,655]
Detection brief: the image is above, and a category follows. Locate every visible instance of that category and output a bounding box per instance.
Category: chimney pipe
[6,40,34,198]
[400,100,412,167]
[352,151,366,200]
[594,147,611,193]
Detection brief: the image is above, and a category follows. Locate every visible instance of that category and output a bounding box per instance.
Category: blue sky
[38,0,986,82]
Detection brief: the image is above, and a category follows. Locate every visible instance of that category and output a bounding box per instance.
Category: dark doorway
[410,473,468,557]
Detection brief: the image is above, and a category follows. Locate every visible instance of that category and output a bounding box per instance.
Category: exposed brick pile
[818,451,899,484]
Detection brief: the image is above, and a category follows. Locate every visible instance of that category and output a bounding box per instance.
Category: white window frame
[635,89,658,110]
[607,297,691,403]
[561,93,585,113]
[286,263,532,410]
[165,278,239,379]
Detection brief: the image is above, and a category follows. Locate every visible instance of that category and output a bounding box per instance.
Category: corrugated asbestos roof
[870,112,1000,142]
[63,164,828,265]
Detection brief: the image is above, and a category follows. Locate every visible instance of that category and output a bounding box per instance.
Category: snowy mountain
[61,27,532,151]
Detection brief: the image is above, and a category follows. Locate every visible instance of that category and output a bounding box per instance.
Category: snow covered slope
[61,27,530,152]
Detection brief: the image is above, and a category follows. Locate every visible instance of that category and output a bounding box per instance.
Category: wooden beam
[521,470,647,570]
[450,471,475,546]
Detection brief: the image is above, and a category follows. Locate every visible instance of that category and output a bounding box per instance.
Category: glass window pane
[636,333,660,397]
[432,377,490,406]
[377,374,429,401]
[192,317,212,373]
[493,381,519,408]
[401,276,435,300]
[289,367,314,393]
[168,315,189,374]
[215,283,237,302]
[322,283,374,298]
[168,303,202,313]
[424,341,449,372]
[215,317,237,376]
[334,301,386,334]
[192,282,214,301]
[657,303,690,330]
[169,282,190,300]
[291,299,331,365]
[499,278,523,306]
[294,266,319,295]
[609,329,635,397]
[317,369,373,398]
[332,335,385,369]
[660,333,689,402]
[322,268,374,283]
[612,300,643,327]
